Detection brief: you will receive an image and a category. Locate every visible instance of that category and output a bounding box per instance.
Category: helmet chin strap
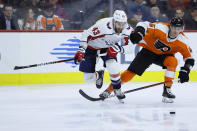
[113,19,118,33]
[112,19,117,32]
[168,28,173,39]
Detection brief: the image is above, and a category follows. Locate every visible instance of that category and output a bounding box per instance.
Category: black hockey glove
[130,26,145,44]
[178,67,190,83]
[178,58,195,83]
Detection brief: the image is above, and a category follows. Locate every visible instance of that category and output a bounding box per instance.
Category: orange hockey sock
[165,76,174,87]
[163,56,177,87]
[106,70,136,92]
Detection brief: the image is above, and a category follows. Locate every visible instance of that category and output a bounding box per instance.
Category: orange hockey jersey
[137,22,193,60]
[36,15,64,30]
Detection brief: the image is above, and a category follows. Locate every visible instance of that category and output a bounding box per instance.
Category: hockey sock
[164,67,176,87]
[110,73,121,89]
[163,56,177,87]
[106,70,136,92]
[111,79,121,89]
[165,76,174,87]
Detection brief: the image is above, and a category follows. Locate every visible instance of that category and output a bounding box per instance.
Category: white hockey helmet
[113,10,127,23]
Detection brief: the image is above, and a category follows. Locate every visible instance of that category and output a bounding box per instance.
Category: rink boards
[0,31,197,85]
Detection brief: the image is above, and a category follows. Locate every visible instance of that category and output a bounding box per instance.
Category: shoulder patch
[178,33,189,45]
[154,23,169,34]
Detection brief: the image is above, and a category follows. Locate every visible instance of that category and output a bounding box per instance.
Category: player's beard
[113,20,124,34]
[115,27,122,33]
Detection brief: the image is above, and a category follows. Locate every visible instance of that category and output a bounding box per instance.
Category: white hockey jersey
[80,17,134,53]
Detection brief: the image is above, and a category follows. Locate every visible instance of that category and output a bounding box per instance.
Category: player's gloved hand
[178,67,190,83]
[130,26,145,44]
[107,43,123,58]
[74,46,85,64]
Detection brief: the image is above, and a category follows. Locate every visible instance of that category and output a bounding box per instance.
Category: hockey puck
[170,111,176,114]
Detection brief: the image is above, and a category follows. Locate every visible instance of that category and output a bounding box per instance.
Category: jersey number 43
[92,27,100,35]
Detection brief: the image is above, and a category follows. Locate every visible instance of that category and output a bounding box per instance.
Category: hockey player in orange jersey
[99,17,195,103]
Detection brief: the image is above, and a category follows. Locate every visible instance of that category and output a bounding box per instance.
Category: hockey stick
[14,58,74,70]
[14,53,107,70]
[79,79,179,101]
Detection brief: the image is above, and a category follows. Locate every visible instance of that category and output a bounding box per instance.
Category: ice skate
[162,86,175,103]
[99,90,111,99]
[96,70,104,89]
[114,89,125,103]
[114,89,125,99]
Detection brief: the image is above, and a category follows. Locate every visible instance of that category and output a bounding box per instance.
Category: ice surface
[0,82,197,131]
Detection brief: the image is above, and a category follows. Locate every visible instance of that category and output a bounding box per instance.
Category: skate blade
[162,97,174,103]
[118,99,124,104]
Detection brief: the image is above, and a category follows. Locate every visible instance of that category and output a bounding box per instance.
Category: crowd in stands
[0,0,197,30]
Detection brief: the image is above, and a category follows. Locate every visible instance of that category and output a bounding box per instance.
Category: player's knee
[83,73,95,83]
[106,59,120,74]
[164,56,178,68]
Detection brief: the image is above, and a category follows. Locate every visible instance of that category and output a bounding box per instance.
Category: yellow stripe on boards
[0,71,197,86]
[0,72,84,85]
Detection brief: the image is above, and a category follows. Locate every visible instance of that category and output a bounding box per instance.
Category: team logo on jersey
[92,27,100,35]
[154,40,171,52]
[104,40,114,46]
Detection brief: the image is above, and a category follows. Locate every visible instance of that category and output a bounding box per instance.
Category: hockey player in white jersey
[74,10,134,100]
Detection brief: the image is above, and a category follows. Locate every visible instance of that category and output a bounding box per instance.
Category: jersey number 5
[92,27,100,35]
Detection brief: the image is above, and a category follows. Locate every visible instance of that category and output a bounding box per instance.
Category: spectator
[49,0,70,21]
[190,0,197,8]
[129,0,150,21]
[0,4,19,30]
[174,8,184,18]
[36,3,64,30]
[167,0,190,12]
[0,0,3,11]
[148,6,169,23]
[128,9,143,27]
[145,0,167,15]
[184,7,197,30]
[165,0,190,18]
[23,8,36,30]
[25,0,41,17]
[37,0,47,13]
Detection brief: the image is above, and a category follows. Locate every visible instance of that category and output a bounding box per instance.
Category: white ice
[0,82,197,131]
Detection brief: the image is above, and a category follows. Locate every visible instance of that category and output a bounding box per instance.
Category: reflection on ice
[0,82,197,131]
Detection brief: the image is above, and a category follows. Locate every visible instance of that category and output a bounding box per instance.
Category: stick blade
[79,89,103,101]
[14,66,23,70]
